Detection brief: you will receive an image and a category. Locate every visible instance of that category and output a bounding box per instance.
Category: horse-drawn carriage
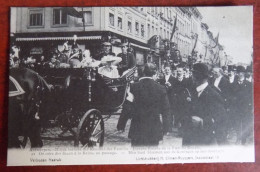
[9,66,136,148]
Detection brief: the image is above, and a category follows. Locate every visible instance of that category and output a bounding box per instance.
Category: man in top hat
[94,35,116,61]
[117,39,136,76]
[182,63,226,146]
[128,63,171,146]
[229,65,253,145]
[98,55,122,78]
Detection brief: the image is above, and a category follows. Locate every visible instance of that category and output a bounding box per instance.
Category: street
[41,115,183,148]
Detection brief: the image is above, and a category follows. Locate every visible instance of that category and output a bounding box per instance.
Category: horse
[8,67,51,148]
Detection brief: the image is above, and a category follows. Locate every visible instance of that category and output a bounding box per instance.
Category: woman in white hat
[98,55,122,78]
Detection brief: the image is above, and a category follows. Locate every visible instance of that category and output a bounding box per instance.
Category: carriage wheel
[75,109,104,148]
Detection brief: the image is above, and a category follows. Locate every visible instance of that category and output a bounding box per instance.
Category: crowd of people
[118,61,253,147]
[9,37,253,147]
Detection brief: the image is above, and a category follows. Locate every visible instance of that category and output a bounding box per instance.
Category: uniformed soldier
[94,35,116,61]
[117,39,136,76]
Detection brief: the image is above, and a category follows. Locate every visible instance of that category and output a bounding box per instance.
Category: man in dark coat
[117,41,136,75]
[210,66,230,144]
[230,66,253,145]
[171,64,193,133]
[182,63,226,146]
[128,63,171,146]
[158,65,175,131]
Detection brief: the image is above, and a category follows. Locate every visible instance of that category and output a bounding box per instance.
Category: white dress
[98,66,119,78]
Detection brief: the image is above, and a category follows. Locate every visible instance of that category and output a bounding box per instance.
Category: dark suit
[182,84,226,146]
[158,75,175,129]
[209,76,231,144]
[128,78,171,146]
[117,52,136,75]
[230,80,253,144]
[171,77,193,127]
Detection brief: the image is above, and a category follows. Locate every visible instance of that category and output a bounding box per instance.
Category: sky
[197,6,253,65]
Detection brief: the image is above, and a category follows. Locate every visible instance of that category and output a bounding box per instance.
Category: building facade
[11,7,226,67]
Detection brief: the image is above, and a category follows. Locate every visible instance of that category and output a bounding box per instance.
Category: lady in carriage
[81,49,101,68]
[98,55,122,78]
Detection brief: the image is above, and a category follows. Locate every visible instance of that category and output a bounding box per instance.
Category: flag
[191,34,198,55]
[170,14,177,41]
[212,32,219,48]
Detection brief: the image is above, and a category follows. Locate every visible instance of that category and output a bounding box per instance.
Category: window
[83,11,92,25]
[78,10,93,25]
[118,17,122,29]
[29,9,44,27]
[53,9,67,25]
[109,13,114,26]
[135,22,139,35]
[128,21,132,33]
[141,24,145,37]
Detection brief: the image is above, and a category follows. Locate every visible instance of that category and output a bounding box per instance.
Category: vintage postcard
[8,6,254,166]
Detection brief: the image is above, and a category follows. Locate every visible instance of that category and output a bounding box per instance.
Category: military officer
[117,39,136,75]
[94,35,116,61]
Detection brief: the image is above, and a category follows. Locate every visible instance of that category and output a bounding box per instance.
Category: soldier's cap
[102,42,112,46]
[237,65,246,73]
[192,63,209,76]
[120,38,129,47]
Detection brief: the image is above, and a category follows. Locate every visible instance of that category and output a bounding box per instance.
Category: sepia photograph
[8,6,254,166]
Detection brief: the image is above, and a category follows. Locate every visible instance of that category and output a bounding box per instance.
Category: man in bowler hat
[182,63,226,146]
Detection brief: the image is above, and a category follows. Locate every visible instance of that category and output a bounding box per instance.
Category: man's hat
[246,65,253,73]
[192,63,209,77]
[177,62,187,69]
[228,65,237,72]
[236,65,246,73]
[101,35,112,46]
[120,38,129,47]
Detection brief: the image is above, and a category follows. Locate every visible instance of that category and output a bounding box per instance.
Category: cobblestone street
[41,115,182,148]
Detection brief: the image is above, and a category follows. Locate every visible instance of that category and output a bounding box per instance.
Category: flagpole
[82,8,85,32]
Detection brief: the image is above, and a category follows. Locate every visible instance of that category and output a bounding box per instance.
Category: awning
[62,7,83,18]
[130,43,150,51]
[16,36,102,41]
